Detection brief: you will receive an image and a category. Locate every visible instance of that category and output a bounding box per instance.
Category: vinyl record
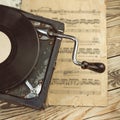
[0,5,39,91]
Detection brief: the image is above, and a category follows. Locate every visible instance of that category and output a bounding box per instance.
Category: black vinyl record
[0,5,39,91]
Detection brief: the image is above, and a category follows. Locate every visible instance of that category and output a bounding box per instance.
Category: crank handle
[81,61,105,73]
[37,28,106,73]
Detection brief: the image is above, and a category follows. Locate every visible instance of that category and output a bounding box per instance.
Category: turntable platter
[0,5,39,92]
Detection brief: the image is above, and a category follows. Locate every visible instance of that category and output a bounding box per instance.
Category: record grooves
[0,5,39,92]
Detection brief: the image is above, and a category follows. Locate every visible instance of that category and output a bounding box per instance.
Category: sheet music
[22,0,108,106]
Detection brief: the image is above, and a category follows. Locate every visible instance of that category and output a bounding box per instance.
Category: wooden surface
[0,0,120,119]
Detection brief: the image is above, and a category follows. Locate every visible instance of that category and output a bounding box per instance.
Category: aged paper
[0,0,21,8]
[22,0,107,106]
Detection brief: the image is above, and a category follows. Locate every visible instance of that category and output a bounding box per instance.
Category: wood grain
[0,0,120,120]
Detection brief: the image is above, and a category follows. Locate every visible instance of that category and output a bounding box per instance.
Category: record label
[0,31,11,63]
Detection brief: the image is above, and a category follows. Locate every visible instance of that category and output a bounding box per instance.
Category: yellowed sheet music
[22,0,107,106]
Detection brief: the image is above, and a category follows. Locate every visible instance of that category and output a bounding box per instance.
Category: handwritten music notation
[51,78,101,86]
[59,47,100,55]
[30,7,100,15]
[53,18,100,25]
[49,89,101,95]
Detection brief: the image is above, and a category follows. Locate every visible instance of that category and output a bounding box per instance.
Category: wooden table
[0,0,120,119]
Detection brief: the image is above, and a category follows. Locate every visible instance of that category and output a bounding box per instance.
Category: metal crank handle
[37,28,105,73]
[48,31,105,73]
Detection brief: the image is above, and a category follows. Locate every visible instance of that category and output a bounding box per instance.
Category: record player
[0,5,105,109]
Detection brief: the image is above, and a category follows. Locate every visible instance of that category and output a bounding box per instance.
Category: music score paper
[22,0,108,106]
